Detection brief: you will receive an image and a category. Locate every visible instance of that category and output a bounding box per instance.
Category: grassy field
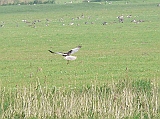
[0,1,159,87]
[0,0,160,118]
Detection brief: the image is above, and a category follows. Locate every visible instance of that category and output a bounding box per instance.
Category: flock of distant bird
[18,14,146,29]
[0,2,159,28]
[0,12,148,29]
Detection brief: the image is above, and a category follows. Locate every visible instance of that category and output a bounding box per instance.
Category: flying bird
[48,46,82,64]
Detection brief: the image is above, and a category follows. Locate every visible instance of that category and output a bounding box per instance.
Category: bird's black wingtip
[48,50,54,53]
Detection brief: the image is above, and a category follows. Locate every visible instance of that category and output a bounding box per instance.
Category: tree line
[0,0,55,5]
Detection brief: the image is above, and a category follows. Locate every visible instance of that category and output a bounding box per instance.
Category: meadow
[0,0,160,118]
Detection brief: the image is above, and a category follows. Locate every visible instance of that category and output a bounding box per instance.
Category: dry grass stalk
[0,79,159,119]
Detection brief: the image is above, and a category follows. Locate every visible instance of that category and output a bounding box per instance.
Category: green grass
[0,2,160,88]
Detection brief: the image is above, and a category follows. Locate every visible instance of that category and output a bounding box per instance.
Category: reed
[0,79,159,119]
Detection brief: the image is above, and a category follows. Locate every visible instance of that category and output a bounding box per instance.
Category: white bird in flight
[48,46,82,64]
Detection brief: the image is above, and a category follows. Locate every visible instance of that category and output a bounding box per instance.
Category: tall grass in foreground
[0,79,159,119]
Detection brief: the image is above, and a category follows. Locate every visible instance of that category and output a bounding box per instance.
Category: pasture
[0,0,160,118]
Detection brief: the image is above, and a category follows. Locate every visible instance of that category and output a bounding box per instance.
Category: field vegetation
[0,0,160,118]
[1,79,159,118]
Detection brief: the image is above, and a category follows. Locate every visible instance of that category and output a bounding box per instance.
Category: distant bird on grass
[48,46,82,64]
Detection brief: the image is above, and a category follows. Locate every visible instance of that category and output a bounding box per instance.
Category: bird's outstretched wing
[48,46,82,56]
[48,50,63,55]
[67,46,82,55]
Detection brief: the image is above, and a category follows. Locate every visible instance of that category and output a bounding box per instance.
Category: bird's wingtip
[48,50,54,53]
